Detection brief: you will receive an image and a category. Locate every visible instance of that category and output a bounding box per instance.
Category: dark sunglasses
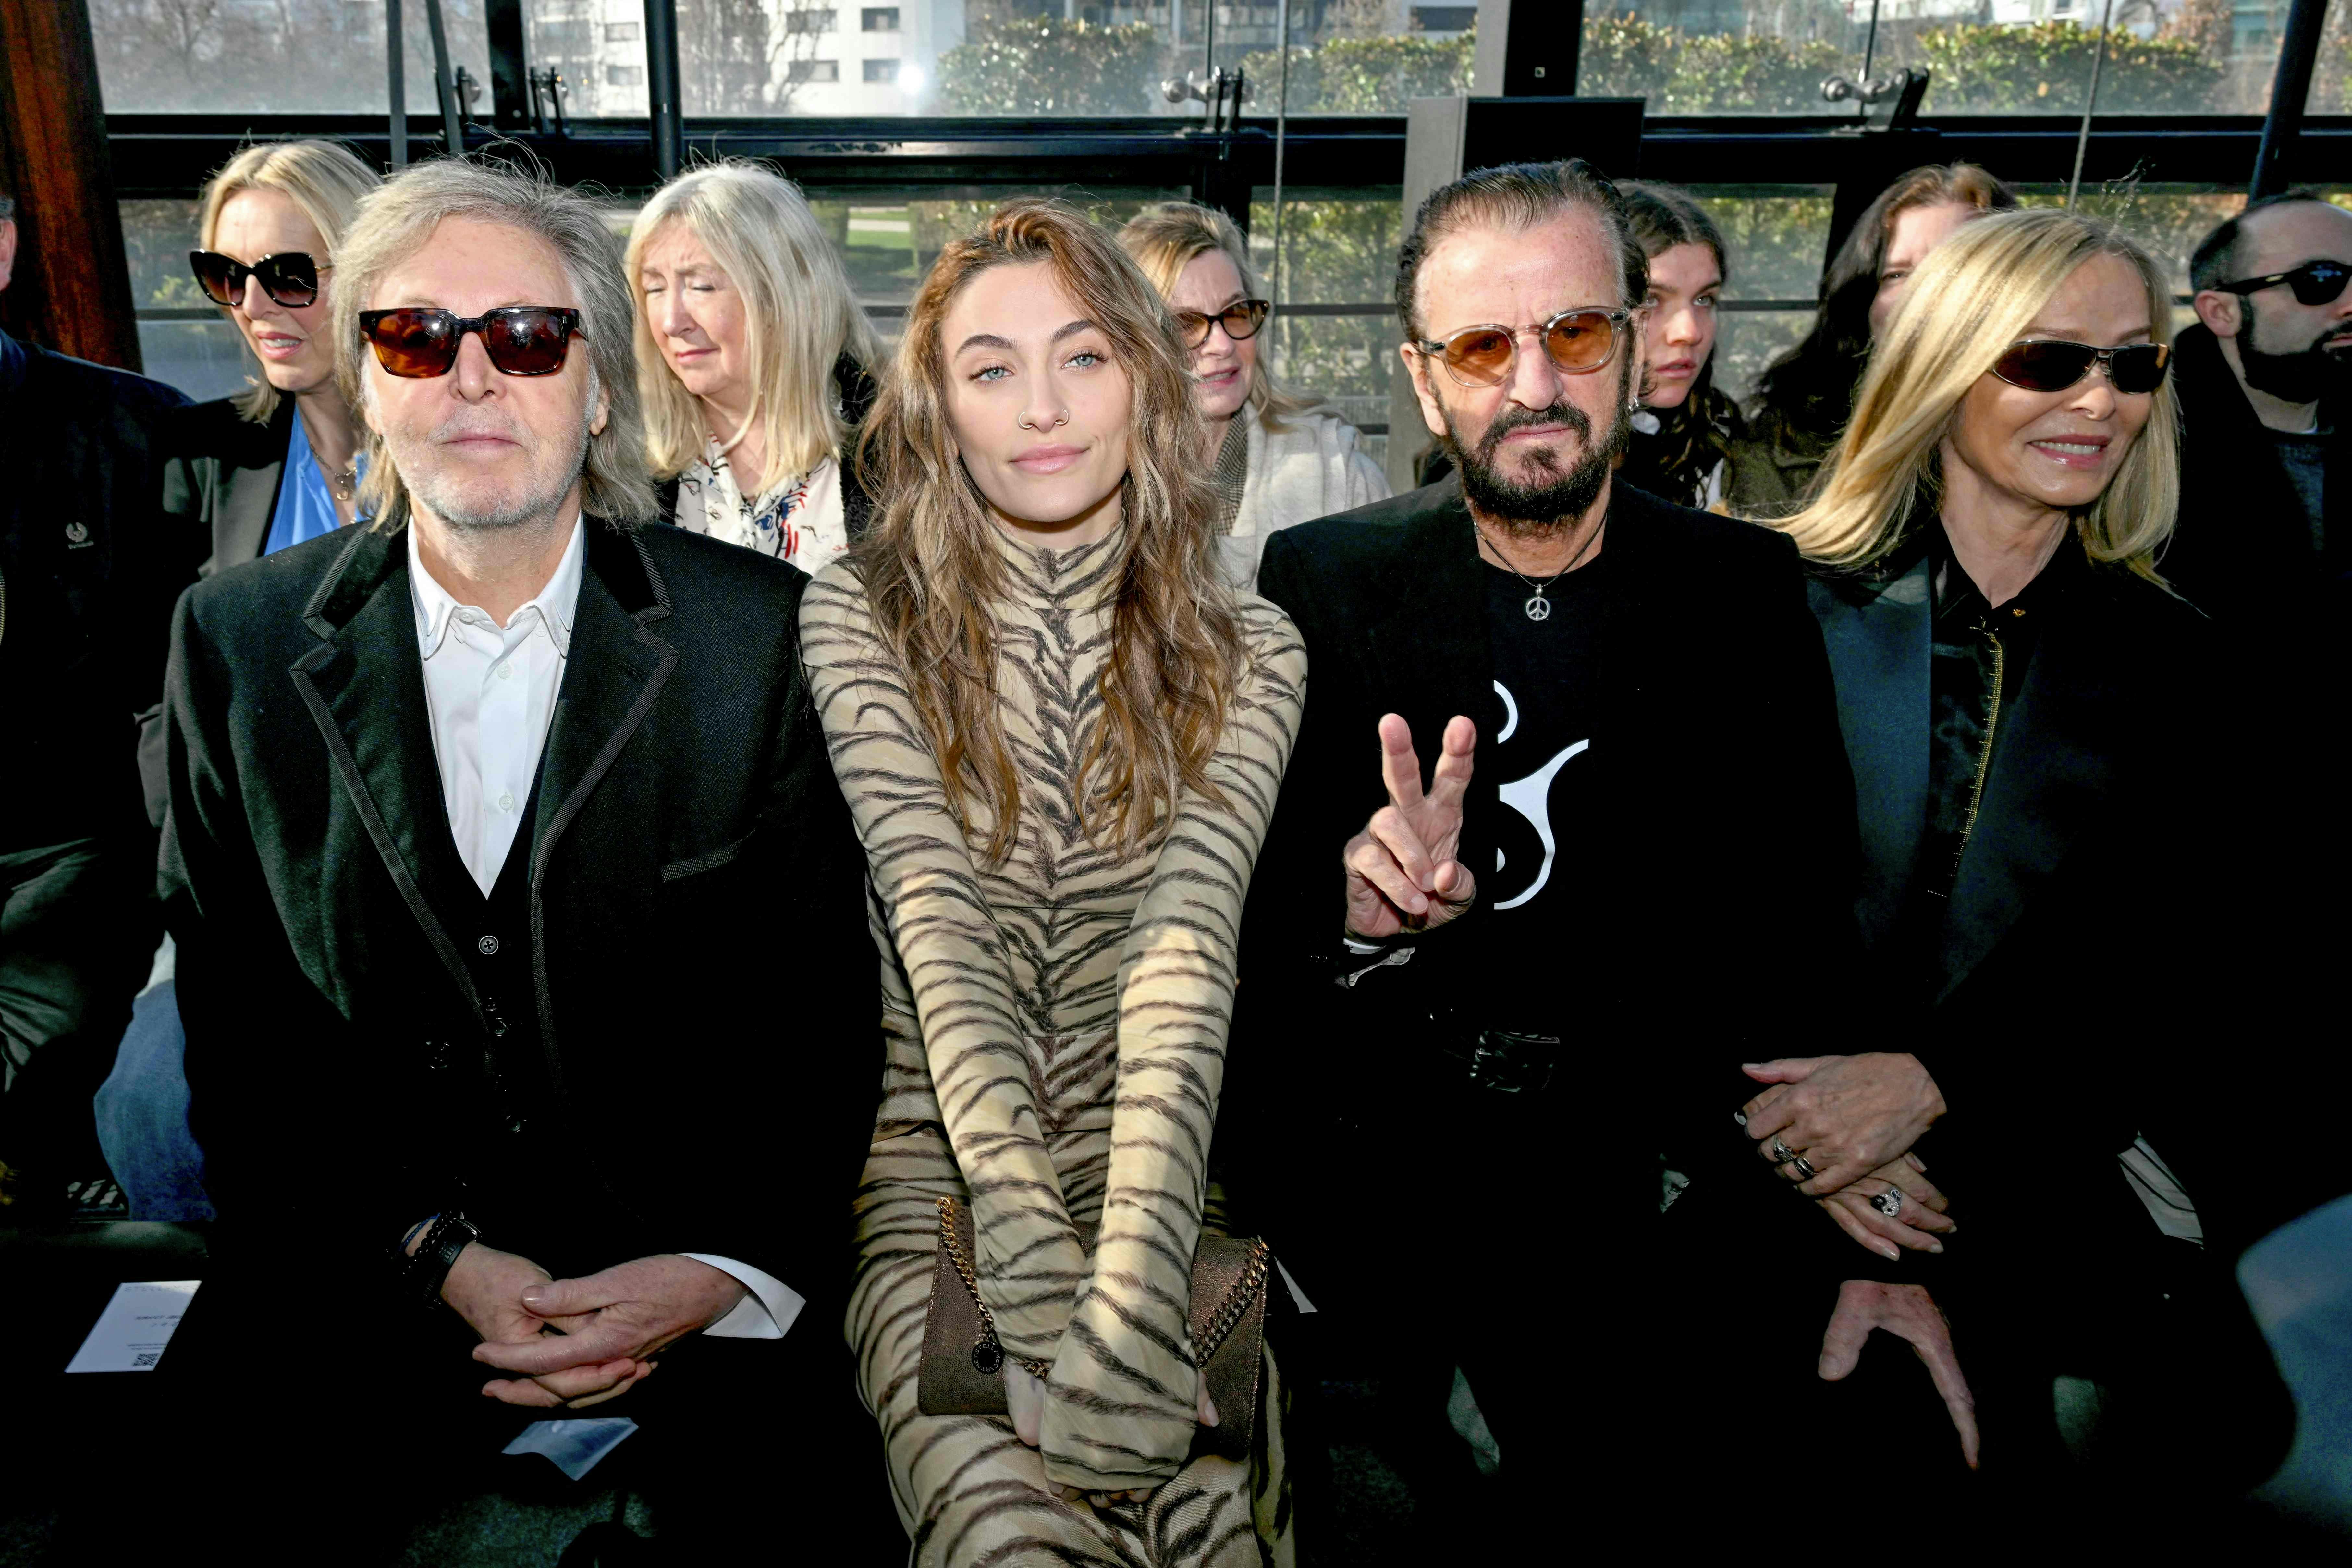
[1991,339,2172,396]
[190,249,329,309]
[1416,306,1634,389]
[1174,298,1271,348]
[358,306,584,379]
[2216,259,2352,307]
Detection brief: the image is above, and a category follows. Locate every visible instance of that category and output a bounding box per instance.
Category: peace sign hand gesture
[1343,713,1478,941]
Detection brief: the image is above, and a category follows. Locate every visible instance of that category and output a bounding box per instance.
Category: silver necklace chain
[1478,517,1605,623]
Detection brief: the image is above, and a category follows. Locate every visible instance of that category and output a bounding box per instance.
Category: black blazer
[1236,480,1859,1227]
[0,329,191,848]
[158,519,875,1296]
[160,393,296,582]
[2164,322,2348,629]
[1811,544,2327,1249]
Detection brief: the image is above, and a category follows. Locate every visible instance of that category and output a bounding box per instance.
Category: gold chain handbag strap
[1193,1236,1272,1365]
[938,1196,1052,1380]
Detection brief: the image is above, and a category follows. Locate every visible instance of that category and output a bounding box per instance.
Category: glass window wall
[92,0,489,116]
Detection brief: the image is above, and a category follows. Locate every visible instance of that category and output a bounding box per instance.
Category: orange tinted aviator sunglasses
[358,306,584,378]
[1415,306,1636,388]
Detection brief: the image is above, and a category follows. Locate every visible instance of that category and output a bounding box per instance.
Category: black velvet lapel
[1936,594,2122,1003]
[287,524,484,1020]
[1812,557,1934,952]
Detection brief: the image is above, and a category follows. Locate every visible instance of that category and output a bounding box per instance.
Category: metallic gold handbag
[915,1194,1272,1461]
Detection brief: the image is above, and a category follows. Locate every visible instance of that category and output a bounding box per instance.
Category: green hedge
[941,12,2230,118]
[936,16,1161,116]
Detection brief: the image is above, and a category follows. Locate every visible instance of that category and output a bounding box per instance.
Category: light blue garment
[261,400,365,555]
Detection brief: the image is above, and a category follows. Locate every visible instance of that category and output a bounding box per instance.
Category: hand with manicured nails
[1343,713,1478,941]
[1740,1052,1946,1196]
[1817,1152,1956,1262]
[1819,1279,1980,1469]
[465,1254,747,1409]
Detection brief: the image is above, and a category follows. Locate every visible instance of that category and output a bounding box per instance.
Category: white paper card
[64,1280,201,1373]
[503,1418,640,1480]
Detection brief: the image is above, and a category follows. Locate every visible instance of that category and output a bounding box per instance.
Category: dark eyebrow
[1051,319,1102,344]
[952,332,1017,356]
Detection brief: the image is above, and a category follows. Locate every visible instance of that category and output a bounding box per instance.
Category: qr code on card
[132,1352,160,1369]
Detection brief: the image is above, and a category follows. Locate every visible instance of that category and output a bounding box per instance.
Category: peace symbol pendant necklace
[1478,517,1606,622]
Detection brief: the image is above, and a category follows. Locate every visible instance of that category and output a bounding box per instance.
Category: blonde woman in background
[1736,208,2300,1537]
[163,139,381,576]
[1117,201,1387,588]
[628,160,882,568]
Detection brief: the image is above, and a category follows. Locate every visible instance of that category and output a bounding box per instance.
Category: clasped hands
[438,1243,747,1409]
[1739,1052,1954,1259]
[1004,1361,1219,1508]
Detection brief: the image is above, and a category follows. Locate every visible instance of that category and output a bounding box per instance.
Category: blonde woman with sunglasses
[1744,208,2298,1530]
[165,139,382,576]
[1117,202,1387,588]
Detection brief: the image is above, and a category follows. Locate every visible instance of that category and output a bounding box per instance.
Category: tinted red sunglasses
[358,306,584,378]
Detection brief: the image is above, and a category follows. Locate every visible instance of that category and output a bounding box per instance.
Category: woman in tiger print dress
[802,200,1307,1565]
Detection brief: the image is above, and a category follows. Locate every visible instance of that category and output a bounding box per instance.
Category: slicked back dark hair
[1394,159,1648,342]
[2190,190,2334,293]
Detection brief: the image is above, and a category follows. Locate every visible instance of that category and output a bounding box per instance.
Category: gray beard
[404,421,592,532]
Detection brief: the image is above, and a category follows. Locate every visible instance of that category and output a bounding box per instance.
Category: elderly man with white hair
[141,158,874,1560]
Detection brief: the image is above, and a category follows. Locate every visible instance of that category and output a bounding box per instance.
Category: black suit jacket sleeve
[160,580,444,1263]
[611,603,875,1292]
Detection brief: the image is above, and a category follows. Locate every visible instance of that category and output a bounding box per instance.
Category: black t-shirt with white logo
[1481,554,1616,1032]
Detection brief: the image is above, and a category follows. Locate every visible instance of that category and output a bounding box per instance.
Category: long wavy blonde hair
[854,199,1247,864]
[1114,201,1314,429]
[625,161,880,484]
[196,139,380,423]
[1776,207,2179,585]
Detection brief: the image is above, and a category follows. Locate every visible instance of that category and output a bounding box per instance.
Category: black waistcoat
[410,753,560,1224]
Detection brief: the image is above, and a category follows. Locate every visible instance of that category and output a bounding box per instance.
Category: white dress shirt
[407,517,801,1340]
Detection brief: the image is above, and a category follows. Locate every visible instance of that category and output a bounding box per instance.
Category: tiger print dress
[801,523,1306,1567]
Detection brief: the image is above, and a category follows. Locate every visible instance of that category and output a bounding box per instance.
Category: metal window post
[387,0,408,168]
[2252,0,2331,198]
[644,0,683,180]
[424,0,465,156]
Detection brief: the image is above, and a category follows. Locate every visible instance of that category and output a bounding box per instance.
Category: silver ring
[1872,1186,1904,1218]
[1791,1154,1818,1182]
[1770,1138,1797,1165]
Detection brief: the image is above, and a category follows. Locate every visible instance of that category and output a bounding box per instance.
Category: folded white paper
[65,1280,201,1373]
[503,1417,640,1480]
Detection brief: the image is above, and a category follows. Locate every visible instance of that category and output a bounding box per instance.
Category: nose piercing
[1018,409,1070,431]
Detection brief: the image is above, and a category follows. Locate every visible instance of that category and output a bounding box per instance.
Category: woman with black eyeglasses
[1118,202,1388,589]
[163,140,381,578]
[1744,208,2300,1536]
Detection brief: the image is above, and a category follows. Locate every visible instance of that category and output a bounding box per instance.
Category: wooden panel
[0,0,142,371]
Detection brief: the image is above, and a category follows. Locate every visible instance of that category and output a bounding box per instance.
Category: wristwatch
[401,1210,480,1311]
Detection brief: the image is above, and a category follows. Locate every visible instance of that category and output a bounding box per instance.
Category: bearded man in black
[1228,162,1941,1549]
[2175,191,2352,626]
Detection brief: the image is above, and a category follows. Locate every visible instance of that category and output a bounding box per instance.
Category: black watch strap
[402,1211,480,1310]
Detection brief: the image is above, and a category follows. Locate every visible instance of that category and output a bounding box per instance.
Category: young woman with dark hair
[1728,162,2017,516]
[1616,181,1744,508]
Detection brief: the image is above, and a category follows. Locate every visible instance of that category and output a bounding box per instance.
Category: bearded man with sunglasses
[2174,192,2352,626]
[141,161,873,1559]
[1227,160,1861,1544]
